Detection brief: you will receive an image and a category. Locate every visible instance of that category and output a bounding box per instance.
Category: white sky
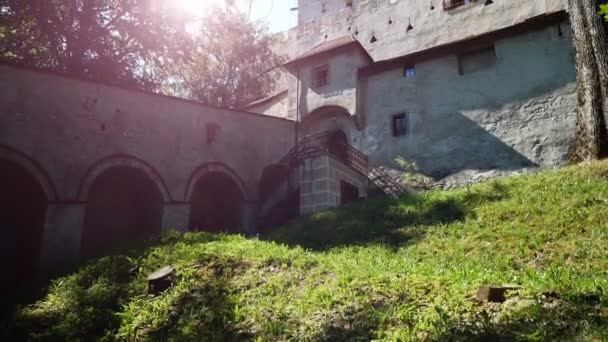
[172,0,298,33]
[248,0,298,33]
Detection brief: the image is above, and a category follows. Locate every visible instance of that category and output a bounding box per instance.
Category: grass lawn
[4,161,608,341]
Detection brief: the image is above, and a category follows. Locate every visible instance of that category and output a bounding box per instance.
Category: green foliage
[0,0,193,91]
[6,162,608,341]
[600,4,608,21]
[0,2,281,106]
[166,8,284,108]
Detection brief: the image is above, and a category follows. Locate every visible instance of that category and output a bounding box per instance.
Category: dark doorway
[328,130,348,163]
[0,159,47,294]
[82,166,163,257]
[189,172,243,233]
[340,181,360,205]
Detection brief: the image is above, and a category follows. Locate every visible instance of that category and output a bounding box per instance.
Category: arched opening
[0,159,47,289]
[300,105,353,136]
[189,171,244,233]
[82,166,163,257]
[328,129,348,162]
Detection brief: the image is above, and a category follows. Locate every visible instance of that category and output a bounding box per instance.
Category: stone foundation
[299,155,368,214]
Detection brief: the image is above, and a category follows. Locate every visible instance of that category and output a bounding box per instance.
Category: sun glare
[171,0,223,16]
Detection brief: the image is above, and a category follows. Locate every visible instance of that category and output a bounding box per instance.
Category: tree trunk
[583,0,608,111]
[568,0,608,162]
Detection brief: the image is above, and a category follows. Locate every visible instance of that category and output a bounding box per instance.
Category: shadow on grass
[2,255,137,342]
[0,232,226,342]
[433,293,608,342]
[146,258,250,342]
[265,182,509,251]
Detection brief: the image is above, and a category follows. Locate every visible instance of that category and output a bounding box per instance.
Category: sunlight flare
[169,0,223,16]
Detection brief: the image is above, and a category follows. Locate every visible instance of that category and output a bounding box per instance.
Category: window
[458,45,496,75]
[403,65,415,78]
[443,0,468,11]
[392,113,408,137]
[313,64,329,88]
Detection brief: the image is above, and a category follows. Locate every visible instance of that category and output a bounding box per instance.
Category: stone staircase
[368,167,409,198]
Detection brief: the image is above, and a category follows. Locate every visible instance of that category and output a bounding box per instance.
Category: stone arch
[186,163,249,233]
[300,105,357,140]
[185,162,249,202]
[0,144,58,201]
[77,154,171,202]
[80,162,166,257]
[0,145,53,291]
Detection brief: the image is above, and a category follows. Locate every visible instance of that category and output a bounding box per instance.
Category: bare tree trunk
[568,0,608,162]
[583,0,608,109]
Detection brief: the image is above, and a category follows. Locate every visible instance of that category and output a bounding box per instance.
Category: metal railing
[279,131,368,175]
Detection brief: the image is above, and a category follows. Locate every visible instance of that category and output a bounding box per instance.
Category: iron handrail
[279,131,368,175]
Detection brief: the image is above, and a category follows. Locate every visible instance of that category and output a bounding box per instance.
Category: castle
[247,0,575,179]
[0,0,575,277]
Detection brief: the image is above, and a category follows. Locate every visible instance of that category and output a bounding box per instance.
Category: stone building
[246,0,576,181]
[0,0,578,276]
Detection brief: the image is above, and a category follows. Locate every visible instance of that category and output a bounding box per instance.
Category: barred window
[313,64,329,88]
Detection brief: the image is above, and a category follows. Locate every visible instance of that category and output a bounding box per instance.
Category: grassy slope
[6,162,608,341]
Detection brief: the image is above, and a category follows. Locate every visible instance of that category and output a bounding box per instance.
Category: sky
[171,0,298,33]
[247,0,299,32]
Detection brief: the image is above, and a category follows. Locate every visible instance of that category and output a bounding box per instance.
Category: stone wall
[289,0,568,62]
[298,0,361,25]
[355,21,577,178]
[0,64,295,266]
[244,92,290,119]
[299,155,367,214]
[286,47,371,119]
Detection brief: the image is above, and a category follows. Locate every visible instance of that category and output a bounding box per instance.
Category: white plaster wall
[299,0,360,24]
[0,65,295,202]
[244,92,290,118]
[352,23,576,177]
[287,48,371,119]
[289,0,567,62]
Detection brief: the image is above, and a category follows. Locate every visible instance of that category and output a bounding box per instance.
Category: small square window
[443,0,468,11]
[392,113,408,137]
[313,64,329,88]
[404,65,415,78]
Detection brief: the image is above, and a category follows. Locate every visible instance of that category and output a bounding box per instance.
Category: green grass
[5,161,608,341]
